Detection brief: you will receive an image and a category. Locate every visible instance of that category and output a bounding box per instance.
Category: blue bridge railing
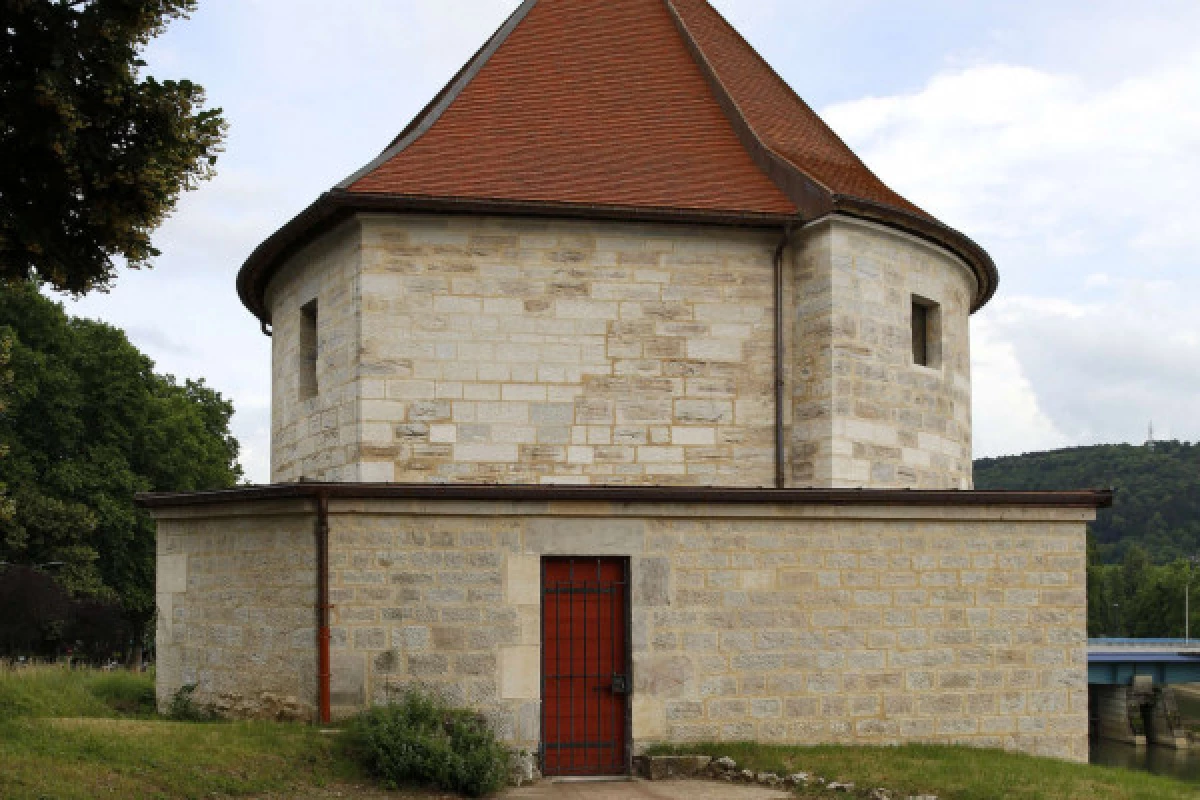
[1089,638,1199,648]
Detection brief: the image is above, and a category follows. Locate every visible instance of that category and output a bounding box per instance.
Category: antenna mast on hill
[1147,421,1155,445]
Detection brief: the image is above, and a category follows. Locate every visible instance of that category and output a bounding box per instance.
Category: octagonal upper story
[239,0,995,489]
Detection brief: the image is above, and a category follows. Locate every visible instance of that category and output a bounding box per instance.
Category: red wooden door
[541,558,629,776]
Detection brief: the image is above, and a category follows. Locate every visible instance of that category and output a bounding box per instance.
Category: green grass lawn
[6,666,1200,799]
[0,665,426,800]
[646,741,1200,800]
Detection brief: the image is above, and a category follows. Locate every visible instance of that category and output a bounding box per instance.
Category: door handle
[592,674,630,694]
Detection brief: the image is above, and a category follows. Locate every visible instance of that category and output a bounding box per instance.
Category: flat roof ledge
[138,483,1113,512]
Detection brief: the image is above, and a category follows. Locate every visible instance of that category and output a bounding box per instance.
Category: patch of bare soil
[262,785,459,799]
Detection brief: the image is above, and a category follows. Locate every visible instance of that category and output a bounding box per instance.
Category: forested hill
[974,441,1200,565]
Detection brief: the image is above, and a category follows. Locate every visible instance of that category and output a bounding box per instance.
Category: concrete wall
[264,213,975,489]
[154,498,1091,762]
[791,218,976,490]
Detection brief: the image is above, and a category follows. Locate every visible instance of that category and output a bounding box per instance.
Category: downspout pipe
[315,490,332,725]
[774,222,800,489]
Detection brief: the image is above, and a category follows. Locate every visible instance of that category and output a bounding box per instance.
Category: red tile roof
[238,0,997,322]
[346,0,795,215]
[667,0,930,218]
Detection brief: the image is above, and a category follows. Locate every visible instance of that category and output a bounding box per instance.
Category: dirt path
[276,778,791,799]
[505,779,791,799]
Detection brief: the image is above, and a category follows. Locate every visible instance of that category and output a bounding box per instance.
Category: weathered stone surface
[790,218,974,490]
[153,506,317,718]
[154,499,1092,761]
[510,750,542,787]
[266,214,974,490]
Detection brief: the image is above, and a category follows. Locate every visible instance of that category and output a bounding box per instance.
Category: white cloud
[971,315,1068,458]
[66,2,524,484]
[823,54,1200,456]
[56,2,1200,480]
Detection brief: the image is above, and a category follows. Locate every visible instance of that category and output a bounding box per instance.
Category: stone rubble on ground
[639,751,940,800]
[508,750,542,787]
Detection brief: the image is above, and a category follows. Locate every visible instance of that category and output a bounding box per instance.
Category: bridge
[1087,639,1200,749]
[1088,639,1200,685]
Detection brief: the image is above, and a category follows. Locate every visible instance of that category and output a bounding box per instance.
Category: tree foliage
[976,441,1200,637]
[0,0,226,293]
[0,282,241,647]
[976,441,1200,564]
[1085,546,1200,639]
[0,327,13,523]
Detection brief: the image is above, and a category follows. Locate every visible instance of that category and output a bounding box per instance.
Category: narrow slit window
[299,299,318,400]
[911,296,940,368]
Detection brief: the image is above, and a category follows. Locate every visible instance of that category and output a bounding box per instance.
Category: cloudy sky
[63,0,1200,484]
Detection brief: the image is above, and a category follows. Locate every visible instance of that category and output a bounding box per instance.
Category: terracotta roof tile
[348,0,796,215]
[667,0,930,218]
[236,0,999,322]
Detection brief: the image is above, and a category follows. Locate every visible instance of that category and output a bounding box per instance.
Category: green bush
[344,690,510,798]
[164,683,216,722]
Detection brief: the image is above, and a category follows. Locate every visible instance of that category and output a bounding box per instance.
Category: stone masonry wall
[154,499,1091,761]
[154,502,318,718]
[352,214,780,486]
[791,218,976,489]
[323,499,1090,762]
[264,212,976,489]
[267,221,362,482]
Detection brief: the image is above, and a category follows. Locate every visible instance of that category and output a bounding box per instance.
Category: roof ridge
[680,0,880,191]
[335,0,540,190]
[663,0,831,197]
[662,0,831,218]
[235,0,999,324]
[668,0,930,220]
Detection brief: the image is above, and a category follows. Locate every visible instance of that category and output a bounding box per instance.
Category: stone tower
[147,1,1108,765]
[237,0,997,490]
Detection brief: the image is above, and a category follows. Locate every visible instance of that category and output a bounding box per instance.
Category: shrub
[344,690,510,798]
[165,683,216,722]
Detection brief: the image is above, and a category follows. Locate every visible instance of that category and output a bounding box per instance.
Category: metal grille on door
[541,558,630,776]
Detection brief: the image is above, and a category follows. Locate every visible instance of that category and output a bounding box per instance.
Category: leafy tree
[0,565,72,657]
[0,328,12,523]
[976,441,1200,564]
[0,282,241,658]
[977,442,1200,637]
[0,0,226,293]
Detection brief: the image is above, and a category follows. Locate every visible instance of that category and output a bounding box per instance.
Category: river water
[1090,738,1200,783]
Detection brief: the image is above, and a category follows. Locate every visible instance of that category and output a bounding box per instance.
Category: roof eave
[236,191,800,324]
[137,482,1115,510]
[831,195,999,312]
[662,0,996,313]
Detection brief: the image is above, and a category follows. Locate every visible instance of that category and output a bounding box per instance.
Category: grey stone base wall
[155,501,319,719]
[154,497,1092,762]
